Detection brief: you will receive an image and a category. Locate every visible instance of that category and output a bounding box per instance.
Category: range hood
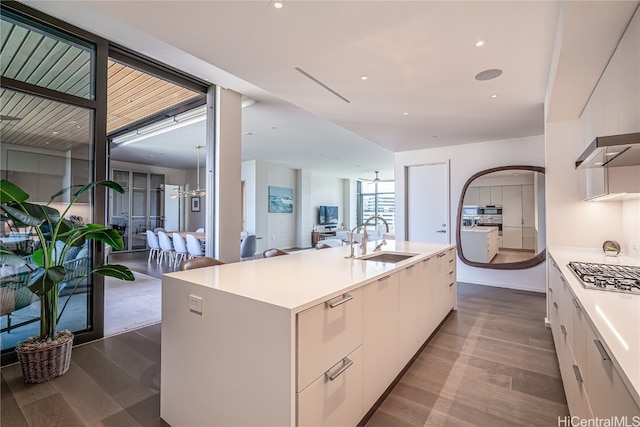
[575,132,640,169]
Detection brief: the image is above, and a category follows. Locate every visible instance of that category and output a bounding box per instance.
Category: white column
[212,86,242,262]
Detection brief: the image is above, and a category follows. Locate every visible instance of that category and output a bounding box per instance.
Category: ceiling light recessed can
[361,75,368,81]
[475,68,503,81]
[490,93,500,99]
[475,40,486,47]
[272,0,284,9]
[403,112,409,116]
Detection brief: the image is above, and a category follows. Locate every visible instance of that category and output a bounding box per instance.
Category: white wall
[241,161,348,252]
[395,135,546,292]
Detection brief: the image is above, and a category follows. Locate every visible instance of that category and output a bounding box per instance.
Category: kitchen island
[460,226,499,263]
[160,241,456,427]
[547,247,640,419]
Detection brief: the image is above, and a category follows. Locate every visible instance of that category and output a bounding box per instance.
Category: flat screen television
[318,205,338,225]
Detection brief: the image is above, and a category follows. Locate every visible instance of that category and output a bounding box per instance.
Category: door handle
[436,230,446,233]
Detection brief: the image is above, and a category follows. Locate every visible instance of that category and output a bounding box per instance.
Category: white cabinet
[502,185,535,250]
[490,186,503,206]
[463,187,479,206]
[417,257,436,343]
[297,289,363,392]
[432,248,456,323]
[363,273,400,410]
[298,346,364,427]
[460,228,498,263]
[478,186,491,206]
[548,257,640,420]
[398,264,420,364]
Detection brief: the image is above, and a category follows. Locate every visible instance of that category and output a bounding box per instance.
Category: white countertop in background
[461,226,499,233]
[548,246,640,404]
[164,240,454,313]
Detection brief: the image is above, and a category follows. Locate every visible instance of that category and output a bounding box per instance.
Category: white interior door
[406,162,450,243]
[164,184,181,231]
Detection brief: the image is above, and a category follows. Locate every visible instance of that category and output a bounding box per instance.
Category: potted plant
[0,179,134,383]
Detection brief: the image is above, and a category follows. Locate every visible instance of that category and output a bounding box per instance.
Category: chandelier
[172,145,206,198]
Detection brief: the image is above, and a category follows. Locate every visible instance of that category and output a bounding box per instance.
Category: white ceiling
[24,1,639,180]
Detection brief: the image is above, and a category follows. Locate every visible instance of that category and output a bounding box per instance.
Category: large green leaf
[94,264,134,281]
[86,227,124,250]
[31,248,44,267]
[27,266,65,296]
[0,250,28,267]
[0,204,42,227]
[0,179,29,203]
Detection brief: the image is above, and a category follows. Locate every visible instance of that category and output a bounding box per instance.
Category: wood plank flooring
[365,283,568,427]
[1,282,568,426]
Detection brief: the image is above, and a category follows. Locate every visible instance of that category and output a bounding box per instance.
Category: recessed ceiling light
[490,94,500,99]
[403,112,409,116]
[271,0,284,9]
[361,75,368,81]
[475,40,486,47]
[475,69,503,81]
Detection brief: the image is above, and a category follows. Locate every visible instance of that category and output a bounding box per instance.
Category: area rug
[104,272,161,336]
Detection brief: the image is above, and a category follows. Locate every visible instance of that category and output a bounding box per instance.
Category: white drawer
[297,346,364,427]
[297,287,363,392]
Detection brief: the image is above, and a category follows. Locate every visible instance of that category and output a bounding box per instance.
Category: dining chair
[172,233,189,269]
[154,227,166,233]
[263,248,289,258]
[240,234,257,260]
[146,230,161,263]
[0,271,39,333]
[186,234,204,258]
[179,256,224,271]
[195,227,205,233]
[157,231,175,265]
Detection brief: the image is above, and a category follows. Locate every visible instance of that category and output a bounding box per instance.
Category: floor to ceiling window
[0,9,99,354]
[1,2,213,363]
[357,180,396,230]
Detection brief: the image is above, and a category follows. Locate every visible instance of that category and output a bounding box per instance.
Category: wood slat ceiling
[1,17,202,154]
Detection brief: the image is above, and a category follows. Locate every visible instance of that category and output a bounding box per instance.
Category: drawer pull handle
[449,259,454,263]
[560,276,565,283]
[379,275,391,281]
[327,293,353,309]
[437,252,446,258]
[405,265,415,270]
[448,282,454,287]
[594,340,611,361]
[572,299,580,310]
[325,357,353,381]
[572,364,583,383]
[560,324,567,335]
[449,271,454,275]
[553,302,558,309]
[549,287,553,293]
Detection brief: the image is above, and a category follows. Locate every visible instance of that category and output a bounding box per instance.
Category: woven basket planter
[15,332,74,384]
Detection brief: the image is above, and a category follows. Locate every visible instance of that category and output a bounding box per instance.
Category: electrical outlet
[189,295,203,315]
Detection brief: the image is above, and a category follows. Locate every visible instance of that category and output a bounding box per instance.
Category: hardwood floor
[1,282,568,426]
[365,283,569,427]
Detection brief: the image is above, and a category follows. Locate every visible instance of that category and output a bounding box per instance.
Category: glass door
[110,170,164,252]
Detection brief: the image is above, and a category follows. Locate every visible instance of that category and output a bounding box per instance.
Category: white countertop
[548,246,640,404]
[164,240,454,313]
[461,226,498,233]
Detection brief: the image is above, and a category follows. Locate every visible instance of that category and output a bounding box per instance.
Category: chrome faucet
[362,215,390,253]
[346,225,368,258]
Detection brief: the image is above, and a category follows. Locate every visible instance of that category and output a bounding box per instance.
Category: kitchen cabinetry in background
[502,184,534,250]
[463,185,503,206]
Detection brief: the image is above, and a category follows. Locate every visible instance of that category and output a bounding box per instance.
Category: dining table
[166,231,206,242]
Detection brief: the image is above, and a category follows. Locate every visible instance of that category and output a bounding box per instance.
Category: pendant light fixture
[172,145,206,198]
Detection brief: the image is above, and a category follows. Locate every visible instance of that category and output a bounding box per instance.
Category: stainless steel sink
[358,252,417,263]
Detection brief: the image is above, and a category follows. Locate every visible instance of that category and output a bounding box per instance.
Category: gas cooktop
[567,261,640,294]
